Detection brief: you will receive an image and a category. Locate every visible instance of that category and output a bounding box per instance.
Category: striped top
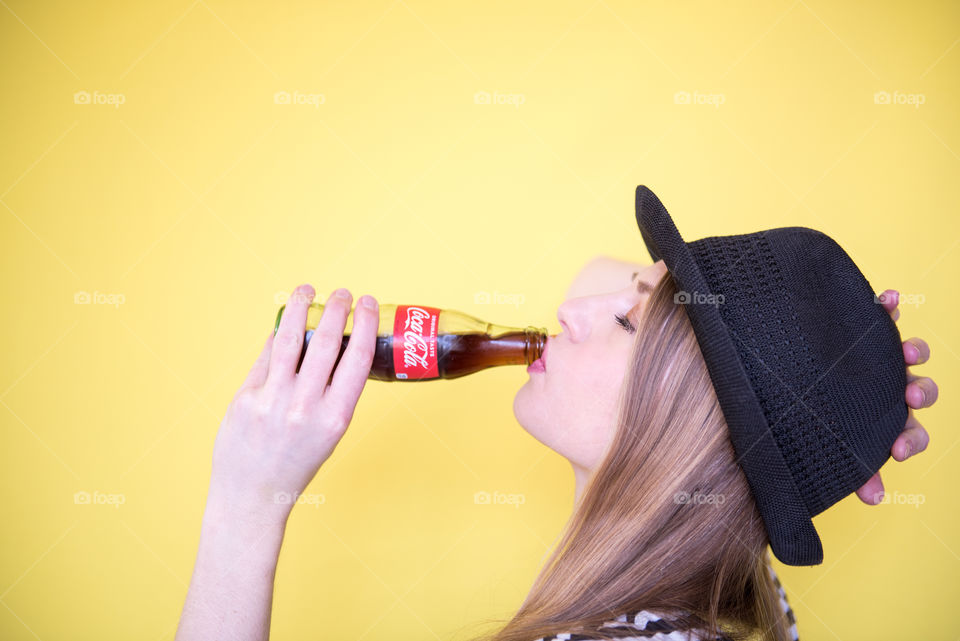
[532,565,798,641]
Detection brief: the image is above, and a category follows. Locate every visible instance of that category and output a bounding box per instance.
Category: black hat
[634,185,908,566]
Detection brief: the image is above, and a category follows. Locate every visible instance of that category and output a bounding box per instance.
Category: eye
[614,312,636,333]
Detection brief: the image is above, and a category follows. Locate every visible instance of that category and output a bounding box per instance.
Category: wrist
[193,486,288,582]
[204,479,294,534]
[178,483,288,640]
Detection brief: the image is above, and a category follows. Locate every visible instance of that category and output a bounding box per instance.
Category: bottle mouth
[524,327,548,365]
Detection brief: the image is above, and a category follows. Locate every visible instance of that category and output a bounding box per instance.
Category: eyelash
[614,312,635,333]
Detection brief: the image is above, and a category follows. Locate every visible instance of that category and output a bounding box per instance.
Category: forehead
[630,265,661,294]
[634,261,668,290]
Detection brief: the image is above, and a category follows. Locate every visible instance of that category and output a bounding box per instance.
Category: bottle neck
[523,327,547,365]
[484,323,548,366]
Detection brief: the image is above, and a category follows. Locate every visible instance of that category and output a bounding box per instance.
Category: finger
[892,413,930,461]
[856,472,885,505]
[295,287,354,401]
[903,337,930,365]
[906,376,939,409]
[265,284,316,391]
[238,331,275,392]
[906,371,921,386]
[325,294,379,416]
[877,289,899,313]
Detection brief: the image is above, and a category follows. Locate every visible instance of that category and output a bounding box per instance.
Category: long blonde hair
[465,269,794,641]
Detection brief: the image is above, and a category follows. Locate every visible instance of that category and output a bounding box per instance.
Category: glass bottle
[274,303,547,381]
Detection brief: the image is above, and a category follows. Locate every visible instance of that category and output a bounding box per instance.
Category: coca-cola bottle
[273,302,548,381]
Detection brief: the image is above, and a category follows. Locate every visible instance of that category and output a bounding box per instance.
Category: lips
[526,337,549,374]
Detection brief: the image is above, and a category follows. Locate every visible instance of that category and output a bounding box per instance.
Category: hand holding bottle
[275,300,547,381]
[208,284,379,521]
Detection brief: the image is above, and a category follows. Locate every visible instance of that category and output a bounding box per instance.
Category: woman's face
[513,260,668,474]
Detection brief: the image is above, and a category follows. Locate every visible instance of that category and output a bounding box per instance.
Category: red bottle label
[393,305,441,380]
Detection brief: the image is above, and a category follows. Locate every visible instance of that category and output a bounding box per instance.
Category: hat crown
[686,228,906,516]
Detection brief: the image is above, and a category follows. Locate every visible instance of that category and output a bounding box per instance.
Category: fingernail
[903,443,912,458]
[334,288,351,300]
[293,285,314,303]
[360,295,377,309]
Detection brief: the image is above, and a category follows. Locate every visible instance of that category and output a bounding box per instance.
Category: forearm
[175,487,289,641]
[173,281,379,639]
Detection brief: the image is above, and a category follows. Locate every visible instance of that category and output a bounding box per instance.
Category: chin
[513,380,543,428]
[512,384,552,447]
[512,382,530,426]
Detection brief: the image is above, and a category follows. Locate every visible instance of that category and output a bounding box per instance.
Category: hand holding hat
[854,289,937,505]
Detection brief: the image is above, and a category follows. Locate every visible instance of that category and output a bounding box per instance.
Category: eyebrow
[631,271,653,294]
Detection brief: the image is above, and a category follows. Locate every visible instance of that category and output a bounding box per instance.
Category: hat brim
[635,185,823,566]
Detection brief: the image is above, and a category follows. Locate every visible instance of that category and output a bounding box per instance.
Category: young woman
[175,188,937,641]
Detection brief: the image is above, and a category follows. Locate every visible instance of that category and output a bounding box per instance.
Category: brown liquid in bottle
[277,303,546,382]
[296,330,545,383]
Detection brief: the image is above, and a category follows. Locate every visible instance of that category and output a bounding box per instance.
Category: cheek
[514,349,630,469]
[555,354,626,432]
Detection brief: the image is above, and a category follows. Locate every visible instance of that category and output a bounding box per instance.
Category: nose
[556,297,592,343]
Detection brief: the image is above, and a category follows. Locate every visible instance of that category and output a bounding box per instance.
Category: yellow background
[1,1,957,639]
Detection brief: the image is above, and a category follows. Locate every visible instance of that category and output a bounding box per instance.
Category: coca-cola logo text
[402,307,432,370]
[392,304,440,380]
